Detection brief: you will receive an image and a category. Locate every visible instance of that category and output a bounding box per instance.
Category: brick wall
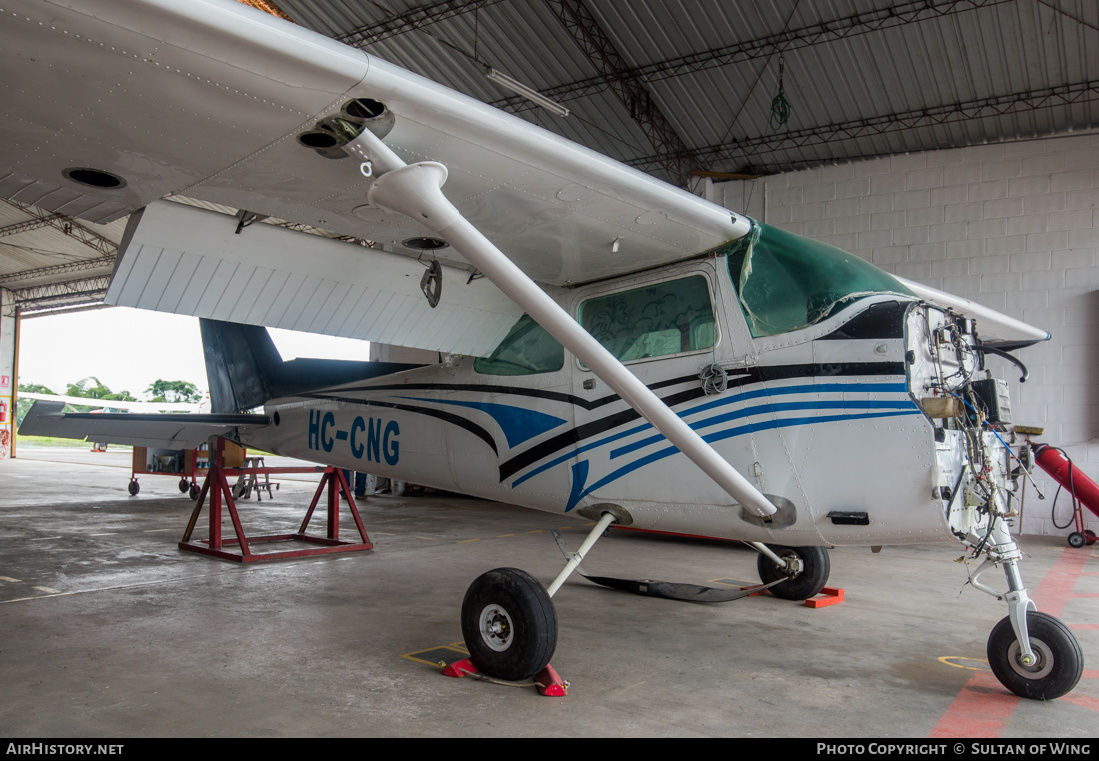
[713,133,1099,537]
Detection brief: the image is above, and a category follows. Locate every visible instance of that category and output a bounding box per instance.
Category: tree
[65,377,136,403]
[16,383,56,426]
[146,379,201,404]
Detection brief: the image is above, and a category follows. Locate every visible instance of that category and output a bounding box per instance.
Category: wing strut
[348,131,776,518]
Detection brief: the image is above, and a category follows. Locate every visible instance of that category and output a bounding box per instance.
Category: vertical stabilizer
[200,319,426,413]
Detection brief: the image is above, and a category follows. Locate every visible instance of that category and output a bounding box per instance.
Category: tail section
[199,319,424,413]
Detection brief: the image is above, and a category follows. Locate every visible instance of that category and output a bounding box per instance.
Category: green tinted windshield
[724,221,912,337]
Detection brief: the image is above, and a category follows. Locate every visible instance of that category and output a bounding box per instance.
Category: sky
[18,307,372,397]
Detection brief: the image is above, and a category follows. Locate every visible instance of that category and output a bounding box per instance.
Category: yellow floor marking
[459,538,481,543]
[0,576,21,583]
[400,642,469,666]
[416,536,438,540]
[32,586,61,594]
[938,656,990,671]
[495,534,515,538]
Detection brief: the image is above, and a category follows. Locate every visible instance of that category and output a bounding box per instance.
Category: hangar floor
[1,447,1096,738]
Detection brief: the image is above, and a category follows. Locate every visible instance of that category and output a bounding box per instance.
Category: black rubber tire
[1068,532,1086,549]
[127,480,139,496]
[987,611,1083,700]
[461,568,557,682]
[757,545,830,600]
[189,484,199,500]
[178,478,189,493]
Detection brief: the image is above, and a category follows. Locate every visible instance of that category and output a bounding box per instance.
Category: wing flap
[106,200,522,356]
[18,401,268,449]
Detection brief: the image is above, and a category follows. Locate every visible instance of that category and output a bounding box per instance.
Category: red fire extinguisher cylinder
[1032,443,1099,518]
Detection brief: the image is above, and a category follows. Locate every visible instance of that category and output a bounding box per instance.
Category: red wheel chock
[804,586,844,608]
[443,658,567,696]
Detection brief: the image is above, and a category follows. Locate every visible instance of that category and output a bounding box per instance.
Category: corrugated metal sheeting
[278,0,1099,180]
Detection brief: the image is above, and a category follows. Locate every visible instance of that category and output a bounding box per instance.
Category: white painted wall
[715,132,1099,537]
[0,288,15,458]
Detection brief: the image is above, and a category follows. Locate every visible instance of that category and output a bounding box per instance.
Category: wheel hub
[478,604,514,652]
[777,551,803,577]
[1008,637,1054,680]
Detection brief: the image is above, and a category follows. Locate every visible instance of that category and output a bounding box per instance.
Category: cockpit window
[724,221,913,337]
[579,275,715,363]
[474,314,564,376]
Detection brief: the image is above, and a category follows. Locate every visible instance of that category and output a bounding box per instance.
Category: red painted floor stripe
[928,673,1019,738]
[930,546,1094,737]
[1071,623,1099,630]
[1062,693,1099,713]
[1033,548,1089,619]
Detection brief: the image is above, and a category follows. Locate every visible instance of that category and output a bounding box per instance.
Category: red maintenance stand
[179,439,372,562]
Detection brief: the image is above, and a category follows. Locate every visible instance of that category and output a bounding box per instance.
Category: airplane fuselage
[245,249,1001,549]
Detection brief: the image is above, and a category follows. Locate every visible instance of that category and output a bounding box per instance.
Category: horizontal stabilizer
[107,201,523,357]
[18,401,268,450]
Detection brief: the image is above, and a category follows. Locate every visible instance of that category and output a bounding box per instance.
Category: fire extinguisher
[1032,443,1099,548]
[0,399,7,424]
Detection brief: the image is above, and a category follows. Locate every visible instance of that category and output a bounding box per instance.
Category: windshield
[724,221,913,337]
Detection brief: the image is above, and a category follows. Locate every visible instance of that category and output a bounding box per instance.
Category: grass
[15,435,130,449]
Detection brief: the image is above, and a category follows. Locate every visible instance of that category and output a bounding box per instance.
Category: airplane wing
[1,1,743,282]
[18,401,268,449]
[19,392,198,414]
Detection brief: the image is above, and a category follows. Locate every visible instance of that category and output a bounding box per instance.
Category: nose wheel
[987,611,1083,700]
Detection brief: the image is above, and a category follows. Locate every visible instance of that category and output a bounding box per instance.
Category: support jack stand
[179,450,372,562]
[443,658,568,697]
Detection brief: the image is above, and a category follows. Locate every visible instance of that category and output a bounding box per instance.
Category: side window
[474,314,564,376]
[578,275,715,363]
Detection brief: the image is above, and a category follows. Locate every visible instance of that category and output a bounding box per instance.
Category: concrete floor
[0,446,1096,738]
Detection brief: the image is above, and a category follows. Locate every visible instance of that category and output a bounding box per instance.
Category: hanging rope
[769,57,792,131]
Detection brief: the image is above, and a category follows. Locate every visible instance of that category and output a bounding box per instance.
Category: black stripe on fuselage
[326,373,698,412]
[306,361,905,483]
[498,360,907,482]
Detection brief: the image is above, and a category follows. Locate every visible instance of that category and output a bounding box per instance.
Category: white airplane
[8,0,1082,699]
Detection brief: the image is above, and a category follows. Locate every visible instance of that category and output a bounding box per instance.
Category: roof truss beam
[544,0,695,185]
[0,200,118,258]
[337,0,503,48]
[626,80,1099,174]
[495,0,1011,114]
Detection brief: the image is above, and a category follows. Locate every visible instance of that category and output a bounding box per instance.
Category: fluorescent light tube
[486,68,570,117]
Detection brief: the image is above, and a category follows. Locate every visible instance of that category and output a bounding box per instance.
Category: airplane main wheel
[757,545,830,600]
[987,612,1082,700]
[461,567,557,682]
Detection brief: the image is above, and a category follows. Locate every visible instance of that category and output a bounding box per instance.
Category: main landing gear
[458,513,830,681]
[754,544,831,601]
